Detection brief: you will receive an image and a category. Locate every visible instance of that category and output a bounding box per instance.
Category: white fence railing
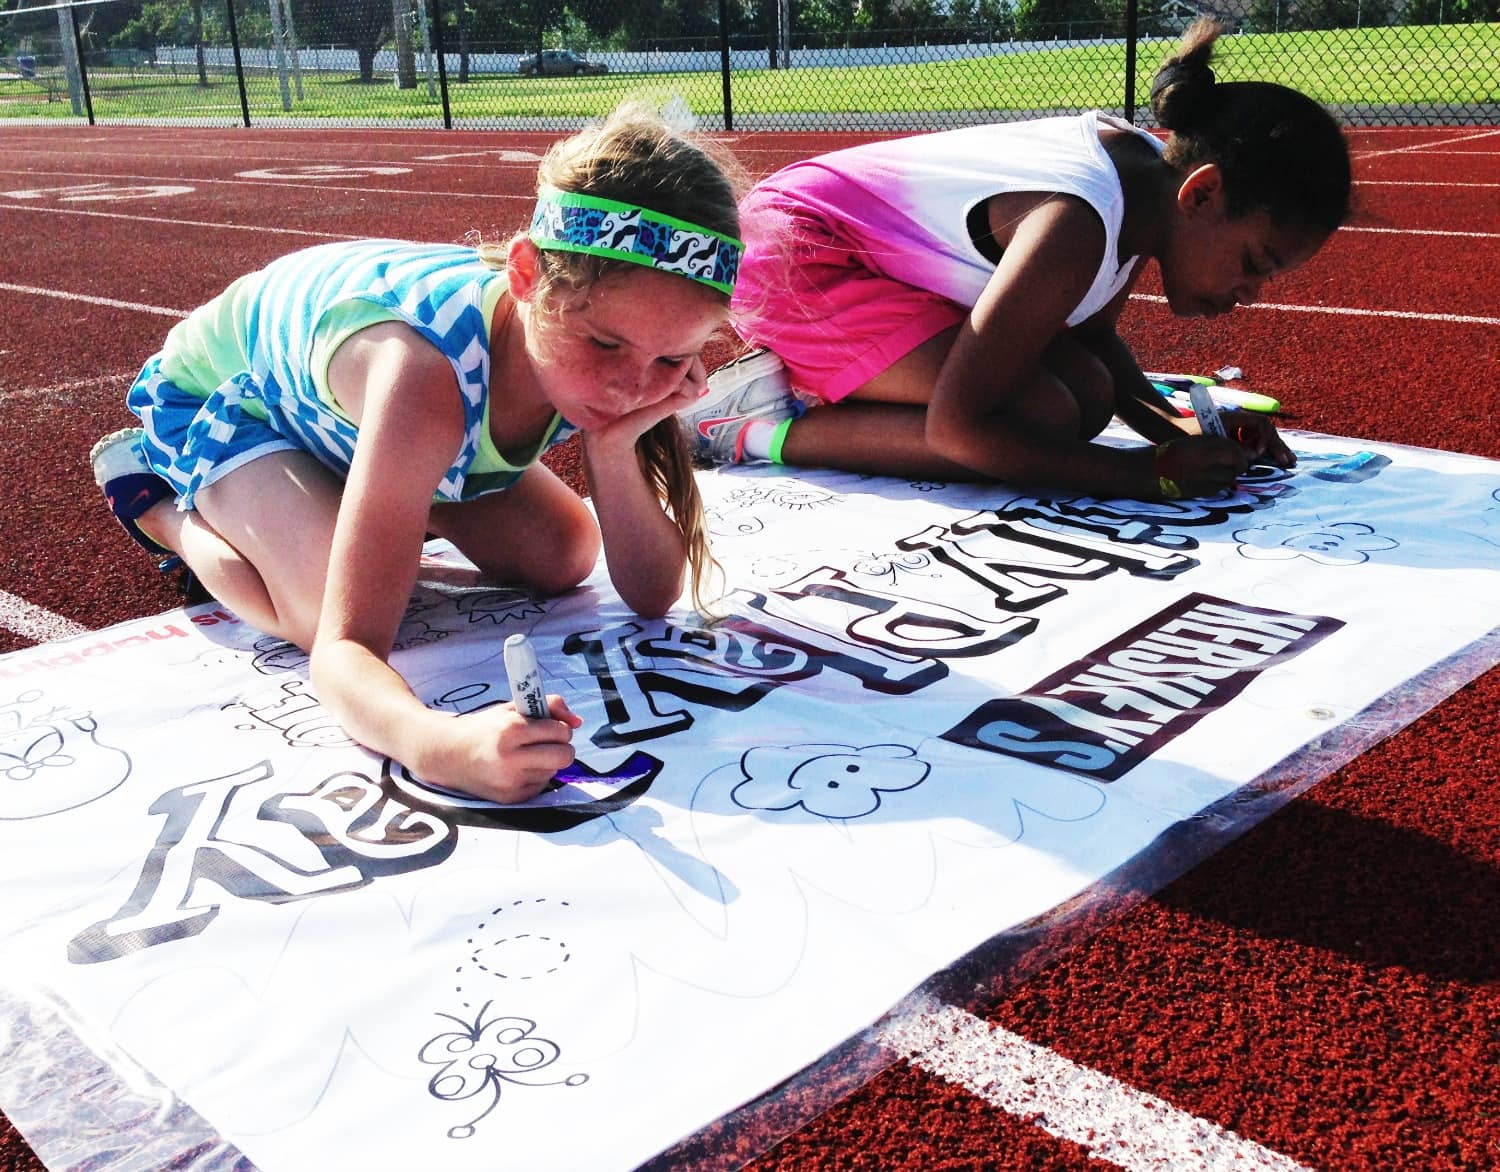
[153,39,1075,77]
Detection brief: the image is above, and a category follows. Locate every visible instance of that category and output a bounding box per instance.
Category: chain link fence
[2,0,1496,129]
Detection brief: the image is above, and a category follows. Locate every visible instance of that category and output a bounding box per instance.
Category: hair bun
[1150,60,1214,104]
[1150,59,1216,130]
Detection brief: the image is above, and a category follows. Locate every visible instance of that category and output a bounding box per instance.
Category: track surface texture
[0,123,1496,1172]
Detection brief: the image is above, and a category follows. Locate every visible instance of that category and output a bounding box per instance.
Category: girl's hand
[1152,435,1251,499]
[424,695,584,804]
[1224,409,1295,469]
[587,356,710,455]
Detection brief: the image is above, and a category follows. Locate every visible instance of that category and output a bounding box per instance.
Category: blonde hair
[482,103,746,614]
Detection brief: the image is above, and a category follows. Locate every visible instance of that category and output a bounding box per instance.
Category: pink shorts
[731,185,965,404]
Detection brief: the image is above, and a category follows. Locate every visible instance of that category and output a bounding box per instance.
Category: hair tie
[1150,61,1215,106]
[529,186,741,294]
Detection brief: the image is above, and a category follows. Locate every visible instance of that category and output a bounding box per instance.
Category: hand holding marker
[505,633,591,786]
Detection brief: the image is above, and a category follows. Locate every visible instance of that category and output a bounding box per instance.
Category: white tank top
[760,111,1164,326]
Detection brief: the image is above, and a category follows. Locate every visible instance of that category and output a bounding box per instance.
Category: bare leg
[427,463,602,595]
[778,327,1111,479]
[780,402,981,480]
[137,451,344,648]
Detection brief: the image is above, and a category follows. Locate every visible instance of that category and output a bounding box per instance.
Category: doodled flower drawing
[731,742,930,820]
[0,690,130,820]
[418,1003,587,1139]
[1233,520,1398,566]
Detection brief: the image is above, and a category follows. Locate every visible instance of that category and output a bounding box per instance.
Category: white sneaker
[679,350,801,463]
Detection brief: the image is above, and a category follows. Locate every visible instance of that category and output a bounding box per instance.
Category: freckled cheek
[643,364,688,403]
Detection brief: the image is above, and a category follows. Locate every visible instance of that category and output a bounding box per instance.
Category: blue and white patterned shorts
[127,355,300,511]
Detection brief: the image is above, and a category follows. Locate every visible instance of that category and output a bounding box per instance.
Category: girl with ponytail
[91,103,744,803]
[682,20,1351,502]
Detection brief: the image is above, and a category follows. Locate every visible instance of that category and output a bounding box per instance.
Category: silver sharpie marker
[503,633,548,719]
[1189,383,1228,439]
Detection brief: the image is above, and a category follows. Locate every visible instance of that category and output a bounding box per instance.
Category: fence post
[429,0,452,129]
[224,0,252,127]
[66,4,95,125]
[1122,0,1138,124]
[718,0,732,131]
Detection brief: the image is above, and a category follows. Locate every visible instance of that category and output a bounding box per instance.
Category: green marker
[1202,386,1281,414]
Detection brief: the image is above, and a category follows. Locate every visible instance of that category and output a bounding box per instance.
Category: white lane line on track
[0,168,529,201]
[0,202,364,240]
[0,591,88,643]
[882,998,1310,1172]
[1356,179,1500,188]
[0,281,186,318]
[0,370,140,401]
[8,198,1491,243]
[5,279,1493,330]
[1344,225,1500,240]
[1130,294,1500,327]
[1354,128,1500,159]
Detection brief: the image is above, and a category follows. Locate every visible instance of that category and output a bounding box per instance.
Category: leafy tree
[976,0,1016,38]
[300,0,395,79]
[1405,0,1497,18]
[1013,0,1111,39]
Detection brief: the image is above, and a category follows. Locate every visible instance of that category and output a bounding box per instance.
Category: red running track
[0,123,1496,1171]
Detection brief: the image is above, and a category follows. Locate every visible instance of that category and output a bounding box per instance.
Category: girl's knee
[462,511,600,595]
[1018,370,1083,437]
[527,524,601,595]
[1071,351,1115,438]
[1041,340,1112,439]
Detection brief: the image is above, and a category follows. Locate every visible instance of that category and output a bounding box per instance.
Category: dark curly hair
[1151,19,1352,234]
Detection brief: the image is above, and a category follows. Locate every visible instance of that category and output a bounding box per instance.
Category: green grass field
[2,23,1494,125]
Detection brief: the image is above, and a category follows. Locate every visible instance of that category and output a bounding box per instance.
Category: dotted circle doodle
[455,898,572,1007]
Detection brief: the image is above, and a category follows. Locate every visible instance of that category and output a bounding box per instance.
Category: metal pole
[429,0,452,129]
[224,0,252,127]
[67,4,94,124]
[718,0,732,131]
[1122,0,1138,123]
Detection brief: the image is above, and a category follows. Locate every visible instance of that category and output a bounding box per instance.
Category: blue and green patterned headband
[529,186,742,295]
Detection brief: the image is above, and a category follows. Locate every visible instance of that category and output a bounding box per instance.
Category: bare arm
[1069,282,1190,447]
[310,323,579,801]
[925,195,1162,498]
[1073,287,1288,493]
[582,356,712,618]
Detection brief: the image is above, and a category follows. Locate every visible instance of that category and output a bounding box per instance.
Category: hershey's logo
[942,593,1343,780]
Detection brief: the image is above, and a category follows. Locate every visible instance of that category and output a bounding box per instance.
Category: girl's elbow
[622,584,678,622]
[617,568,685,621]
[925,411,970,464]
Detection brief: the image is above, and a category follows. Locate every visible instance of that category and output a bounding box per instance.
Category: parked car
[517,49,609,77]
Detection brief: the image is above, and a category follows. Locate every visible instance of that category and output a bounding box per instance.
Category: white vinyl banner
[2,429,1498,1171]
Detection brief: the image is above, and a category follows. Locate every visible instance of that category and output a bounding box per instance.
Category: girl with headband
[681,21,1351,500]
[89,104,744,804]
